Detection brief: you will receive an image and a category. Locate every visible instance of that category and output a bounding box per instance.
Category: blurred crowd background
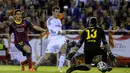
[0,0,130,34]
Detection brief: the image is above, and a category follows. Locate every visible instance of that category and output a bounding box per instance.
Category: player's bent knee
[86,64,91,70]
[44,53,51,60]
[26,53,31,58]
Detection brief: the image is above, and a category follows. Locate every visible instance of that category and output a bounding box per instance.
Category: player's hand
[58,30,66,35]
[41,32,45,36]
[62,30,66,35]
[66,50,76,60]
[40,30,48,38]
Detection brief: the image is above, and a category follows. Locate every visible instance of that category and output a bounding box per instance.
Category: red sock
[27,57,32,69]
[21,59,28,65]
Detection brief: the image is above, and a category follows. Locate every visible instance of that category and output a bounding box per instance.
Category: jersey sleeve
[76,30,86,48]
[26,20,34,28]
[9,23,14,34]
[47,19,59,35]
[101,29,107,45]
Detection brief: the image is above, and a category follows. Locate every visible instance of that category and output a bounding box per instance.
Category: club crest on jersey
[55,25,61,27]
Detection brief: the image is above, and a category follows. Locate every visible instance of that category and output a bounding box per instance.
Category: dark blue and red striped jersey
[9,20,34,43]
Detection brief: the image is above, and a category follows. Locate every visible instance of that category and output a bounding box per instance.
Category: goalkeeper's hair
[52,5,60,11]
[89,17,97,27]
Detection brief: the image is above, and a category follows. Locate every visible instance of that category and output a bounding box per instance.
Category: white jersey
[47,17,62,39]
[46,17,66,53]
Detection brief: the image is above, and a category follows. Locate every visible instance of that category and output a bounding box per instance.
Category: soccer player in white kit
[32,6,67,72]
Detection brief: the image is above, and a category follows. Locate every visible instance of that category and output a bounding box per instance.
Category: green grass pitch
[0,65,129,73]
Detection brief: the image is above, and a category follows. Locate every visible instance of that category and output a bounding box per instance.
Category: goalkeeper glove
[109,52,116,62]
[66,50,76,60]
[66,46,79,60]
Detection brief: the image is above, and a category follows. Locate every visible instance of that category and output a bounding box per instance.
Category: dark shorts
[15,41,32,56]
[84,49,107,64]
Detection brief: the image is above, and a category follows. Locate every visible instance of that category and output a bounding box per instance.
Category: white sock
[58,54,65,68]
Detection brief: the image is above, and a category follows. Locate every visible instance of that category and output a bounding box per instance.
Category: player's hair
[15,9,21,15]
[89,17,97,27]
[52,5,60,11]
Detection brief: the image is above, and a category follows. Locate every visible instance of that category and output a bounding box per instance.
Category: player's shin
[75,64,91,71]
[34,55,44,70]
[20,59,28,71]
[57,54,66,73]
[58,54,66,68]
[26,53,32,69]
[34,53,51,70]
[21,59,28,65]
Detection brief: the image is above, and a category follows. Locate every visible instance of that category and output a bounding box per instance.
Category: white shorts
[46,36,66,53]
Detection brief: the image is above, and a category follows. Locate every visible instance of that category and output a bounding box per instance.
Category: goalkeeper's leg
[66,64,91,73]
[66,52,93,73]
[102,49,113,72]
[33,53,51,70]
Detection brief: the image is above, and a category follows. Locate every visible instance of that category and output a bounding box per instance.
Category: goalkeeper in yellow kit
[66,17,116,73]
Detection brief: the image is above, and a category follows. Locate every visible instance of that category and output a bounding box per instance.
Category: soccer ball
[97,61,108,72]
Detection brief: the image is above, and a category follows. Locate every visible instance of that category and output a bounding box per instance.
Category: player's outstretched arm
[66,30,85,60]
[66,46,79,60]
[101,28,117,64]
[105,44,117,66]
[33,25,46,32]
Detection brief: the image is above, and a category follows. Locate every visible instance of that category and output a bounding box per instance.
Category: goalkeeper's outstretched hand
[66,51,76,60]
[109,52,117,66]
[109,53,116,61]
